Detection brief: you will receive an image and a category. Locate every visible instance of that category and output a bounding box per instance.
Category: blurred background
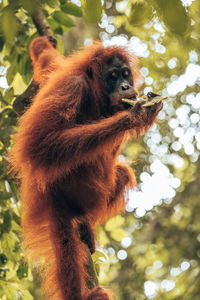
[0,0,200,299]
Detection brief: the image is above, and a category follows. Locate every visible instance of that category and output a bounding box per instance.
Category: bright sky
[0,66,9,89]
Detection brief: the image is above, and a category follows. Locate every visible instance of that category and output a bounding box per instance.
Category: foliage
[0,0,200,299]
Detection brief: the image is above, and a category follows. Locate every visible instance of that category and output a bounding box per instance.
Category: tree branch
[13,0,54,115]
[13,80,39,115]
[31,0,54,37]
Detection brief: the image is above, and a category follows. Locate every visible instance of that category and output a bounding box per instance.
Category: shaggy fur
[10,37,162,300]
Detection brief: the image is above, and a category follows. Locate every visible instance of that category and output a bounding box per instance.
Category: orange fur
[10,37,161,299]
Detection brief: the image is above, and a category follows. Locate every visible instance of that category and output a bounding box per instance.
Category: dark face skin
[103,56,138,113]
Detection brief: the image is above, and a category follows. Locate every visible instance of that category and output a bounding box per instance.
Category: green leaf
[1,7,19,41]
[18,53,32,85]
[12,73,27,94]
[53,11,75,27]
[110,228,127,242]
[56,35,64,55]
[8,181,20,203]
[43,8,49,18]
[54,26,63,35]
[94,262,100,276]
[0,91,4,102]
[124,143,142,160]
[61,3,82,17]
[85,0,102,23]
[48,17,60,30]
[1,210,12,233]
[0,268,7,279]
[19,288,33,300]
[0,192,13,200]
[92,250,107,263]
[105,215,125,231]
[21,0,37,14]
[156,0,190,35]
[59,0,66,4]
[7,64,17,85]
[3,283,17,300]
[4,88,14,102]
[2,232,19,261]
[0,36,5,52]
[18,54,27,76]
[97,228,109,245]
[8,0,21,10]
[47,0,59,8]
[0,141,4,152]
[0,254,7,267]
[129,1,154,27]
[11,219,21,233]
[17,261,28,279]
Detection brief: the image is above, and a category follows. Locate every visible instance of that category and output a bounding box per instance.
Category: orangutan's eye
[122,69,130,78]
[110,71,119,80]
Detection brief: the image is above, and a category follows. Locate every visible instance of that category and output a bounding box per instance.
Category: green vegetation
[0,0,200,299]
